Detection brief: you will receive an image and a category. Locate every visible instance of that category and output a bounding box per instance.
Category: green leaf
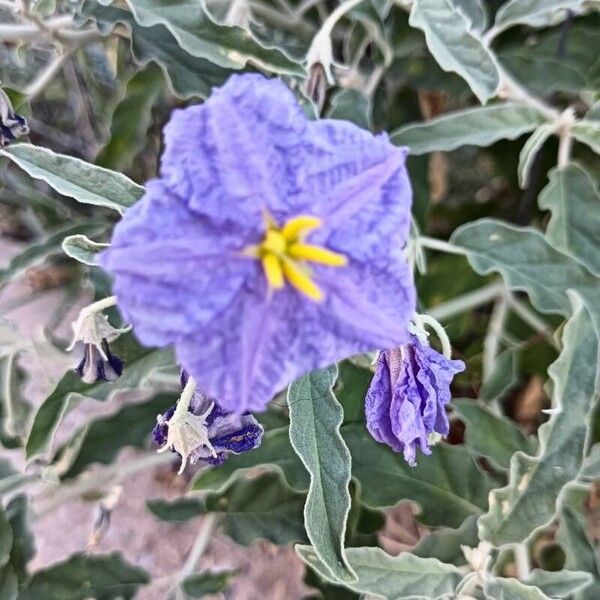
[478,300,599,545]
[484,577,552,600]
[409,0,500,103]
[480,348,519,402]
[412,515,479,566]
[181,570,236,598]
[125,0,303,75]
[328,89,372,130]
[454,0,488,33]
[557,505,600,600]
[287,365,356,583]
[336,361,373,426]
[0,353,31,442]
[524,569,593,598]
[191,426,308,493]
[204,472,307,546]
[0,144,144,214]
[0,223,103,285]
[538,163,600,277]
[83,2,231,99]
[62,234,109,267]
[453,399,536,470]
[0,564,17,600]
[518,123,554,189]
[25,334,173,461]
[494,0,590,32]
[19,552,149,600]
[573,120,600,155]
[5,495,35,582]
[96,64,164,171]
[451,219,598,316]
[391,103,544,154]
[297,545,462,599]
[146,497,206,522]
[0,507,12,570]
[344,425,494,527]
[55,393,176,479]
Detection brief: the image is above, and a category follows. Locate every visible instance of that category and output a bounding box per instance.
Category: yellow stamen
[282,259,324,302]
[262,254,284,289]
[262,230,287,255]
[281,215,323,241]
[288,243,348,266]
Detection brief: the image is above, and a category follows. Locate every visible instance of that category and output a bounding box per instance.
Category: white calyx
[157,377,218,474]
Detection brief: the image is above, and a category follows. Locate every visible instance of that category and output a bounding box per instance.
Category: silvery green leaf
[518,123,555,188]
[125,0,303,75]
[297,545,462,599]
[454,0,488,32]
[480,348,519,402]
[573,119,600,154]
[191,426,308,493]
[409,0,500,103]
[5,495,34,582]
[287,365,356,583]
[586,101,600,120]
[453,399,536,471]
[478,298,599,545]
[0,354,31,442]
[19,552,149,600]
[450,219,598,317]
[345,425,494,527]
[580,443,600,481]
[412,515,479,566]
[25,334,173,461]
[524,569,593,598]
[494,0,590,33]
[62,235,109,267]
[0,506,12,570]
[181,570,236,598]
[557,505,600,600]
[328,89,372,130]
[538,163,600,276]
[0,223,104,285]
[0,144,144,214]
[146,497,206,522]
[391,103,544,154]
[204,472,307,546]
[484,577,552,600]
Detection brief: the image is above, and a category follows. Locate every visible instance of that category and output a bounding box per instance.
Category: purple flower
[365,336,465,466]
[75,339,123,384]
[154,374,263,470]
[0,88,29,147]
[99,73,415,413]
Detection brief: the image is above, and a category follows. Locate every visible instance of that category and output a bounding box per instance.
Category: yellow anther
[262,230,287,255]
[281,215,323,241]
[288,243,348,266]
[261,254,284,289]
[282,259,324,302]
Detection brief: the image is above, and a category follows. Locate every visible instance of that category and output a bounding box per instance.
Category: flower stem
[415,313,452,359]
[428,282,505,321]
[418,236,466,256]
[80,295,118,318]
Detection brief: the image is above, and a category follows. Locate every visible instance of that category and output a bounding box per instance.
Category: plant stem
[177,514,220,581]
[428,282,505,321]
[483,294,509,381]
[418,236,466,256]
[505,295,558,349]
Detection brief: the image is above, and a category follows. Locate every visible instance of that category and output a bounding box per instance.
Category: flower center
[246,214,348,302]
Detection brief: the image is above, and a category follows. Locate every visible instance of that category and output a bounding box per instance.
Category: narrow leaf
[391,103,544,154]
[298,545,462,600]
[0,144,144,213]
[409,0,500,103]
[287,365,356,582]
[62,235,109,267]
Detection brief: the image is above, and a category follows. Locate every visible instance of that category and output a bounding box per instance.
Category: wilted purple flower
[99,73,415,413]
[154,373,263,471]
[0,88,29,147]
[365,336,465,466]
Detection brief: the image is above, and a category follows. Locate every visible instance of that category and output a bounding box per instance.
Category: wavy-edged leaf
[539,163,600,277]
[524,569,593,598]
[453,399,536,471]
[146,497,206,522]
[478,299,599,546]
[19,552,149,600]
[451,219,598,316]
[62,234,109,267]
[0,144,144,213]
[25,334,173,461]
[484,577,552,600]
[494,0,590,32]
[55,393,176,479]
[391,103,544,154]
[344,425,493,527]
[409,0,500,103]
[125,0,303,75]
[455,0,488,33]
[518,123,554,188]
[298,545,462,600]
[204,472,307,546]
[287,365,356,583]
[191,426,308,493]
